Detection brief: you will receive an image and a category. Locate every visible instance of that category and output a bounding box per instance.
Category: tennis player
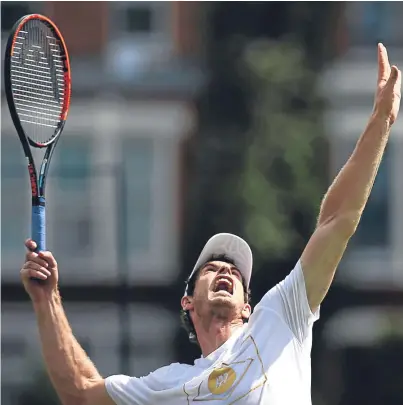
[21,44,400,405]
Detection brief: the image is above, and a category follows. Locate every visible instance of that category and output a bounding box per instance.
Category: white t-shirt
[105,260,320,405]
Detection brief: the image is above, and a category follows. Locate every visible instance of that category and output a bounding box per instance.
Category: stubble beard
[208,293,239,321]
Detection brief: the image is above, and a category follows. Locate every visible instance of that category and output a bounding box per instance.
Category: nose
[217,266,232,276]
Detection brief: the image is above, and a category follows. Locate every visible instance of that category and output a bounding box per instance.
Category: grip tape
[32,202,46,252]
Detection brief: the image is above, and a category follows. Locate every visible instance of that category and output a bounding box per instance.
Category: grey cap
[184,233,253,295]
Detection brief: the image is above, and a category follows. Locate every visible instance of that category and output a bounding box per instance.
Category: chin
[210,290,234,300]
[209,292,236,310]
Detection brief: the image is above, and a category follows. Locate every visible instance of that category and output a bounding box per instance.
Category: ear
[241,303,251,320]
[181,295,194,311]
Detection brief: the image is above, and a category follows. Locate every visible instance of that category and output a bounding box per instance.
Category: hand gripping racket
[4,14,71,260]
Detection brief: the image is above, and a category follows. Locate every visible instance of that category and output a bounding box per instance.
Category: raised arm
[301,44,401,312]
[21,239,114,405]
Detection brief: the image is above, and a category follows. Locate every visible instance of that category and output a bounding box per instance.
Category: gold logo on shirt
[207,366,236,394]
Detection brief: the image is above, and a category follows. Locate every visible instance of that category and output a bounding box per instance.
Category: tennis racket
[4,14,71,261]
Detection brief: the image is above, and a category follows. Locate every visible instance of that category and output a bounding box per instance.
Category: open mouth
[213,277,234,295]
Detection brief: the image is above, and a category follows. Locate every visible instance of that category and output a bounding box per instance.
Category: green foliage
[239,39,326,262]
[18,366,59,405]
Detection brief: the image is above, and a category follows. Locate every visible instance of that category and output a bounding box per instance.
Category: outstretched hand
[374,43,401,125]
[21,239,59,303]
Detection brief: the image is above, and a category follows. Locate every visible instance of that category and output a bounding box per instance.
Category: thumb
[38,251,58,268]
[25,239,37,251]
[386,66,399,87]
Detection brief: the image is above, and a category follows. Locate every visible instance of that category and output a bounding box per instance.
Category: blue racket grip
[32,203,46,253]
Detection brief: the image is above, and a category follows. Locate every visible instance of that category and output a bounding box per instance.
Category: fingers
[25,250,49,267]
[38,250,57,268]
[24,239,57,268]
[386,66,400,89]
[25,269,48,280]
[22,240,58,286]
[25,238,37,252]
[395,67,402,94]
[378,43,391,86]
[21,261,52,280]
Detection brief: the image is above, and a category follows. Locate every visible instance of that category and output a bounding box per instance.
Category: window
[1,303,121,387]
[346,2,403,47]
[126,7,153,33]
[1,337,26,357]
[113,101,186,286]
[106,2,172,80]
[353,144,390,247]
[122,135,180,286]
[43,134,119,285]
[1,2,44,37]
[1,2,44,98]
[2,3,31,34]
[331,138,397,290]
[110,1,170,37]
[49,136,92,255]
[1,303,40,387]
[334,139,390,248]
[129,304,177,376]
[122,138,153,253]
[1,133,31,278]
[56,136,91,190]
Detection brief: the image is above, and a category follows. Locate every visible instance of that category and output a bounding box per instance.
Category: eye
[204,266,216,273]
[232,269,242,280]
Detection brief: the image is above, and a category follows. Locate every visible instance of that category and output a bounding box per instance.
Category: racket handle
[32,202,46,252]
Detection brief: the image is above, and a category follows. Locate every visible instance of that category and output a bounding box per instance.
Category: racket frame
[3,14,71,254]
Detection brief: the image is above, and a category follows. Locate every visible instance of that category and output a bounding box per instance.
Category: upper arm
[300,215,354,312]
[94,365,176,405]
[83,379,116,405]
[249,260,319,344]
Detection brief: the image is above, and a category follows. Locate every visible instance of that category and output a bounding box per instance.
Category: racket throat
[32,196,46,206]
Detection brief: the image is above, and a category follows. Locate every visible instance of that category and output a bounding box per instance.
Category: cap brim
[185,233,253,295]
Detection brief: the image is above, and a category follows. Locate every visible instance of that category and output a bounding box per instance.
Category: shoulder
[248,260,319,343]
[253,261,305,310]
[146,362,193,379]
[105,362,194,393]
[109,362,192,382]
[139,362,195,391]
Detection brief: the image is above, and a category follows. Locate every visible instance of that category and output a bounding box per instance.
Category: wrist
[32,290,61,310]
[371,109,393,128]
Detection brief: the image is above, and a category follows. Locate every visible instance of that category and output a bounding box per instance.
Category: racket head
[4,14,71,149]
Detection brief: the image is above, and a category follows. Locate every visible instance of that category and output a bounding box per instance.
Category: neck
[194,317,244,357]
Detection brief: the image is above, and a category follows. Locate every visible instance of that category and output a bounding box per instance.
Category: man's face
[185,260,250,321]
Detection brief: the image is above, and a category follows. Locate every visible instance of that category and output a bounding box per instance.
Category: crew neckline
[194,324,246,368]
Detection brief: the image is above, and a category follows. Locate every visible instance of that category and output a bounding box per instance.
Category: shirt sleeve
[105,365,173,405]
[249,259,320,344]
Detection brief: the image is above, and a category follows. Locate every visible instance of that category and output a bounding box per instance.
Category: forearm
[318,113,391,227]
[300,46,400,311]
[33,291,102,405]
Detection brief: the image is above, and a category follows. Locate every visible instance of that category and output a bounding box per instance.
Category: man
[21,44,400,405]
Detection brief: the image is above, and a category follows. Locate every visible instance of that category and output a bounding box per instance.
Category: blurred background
[2,1,403,404]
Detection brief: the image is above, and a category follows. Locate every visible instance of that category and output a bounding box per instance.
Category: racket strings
[10,19,66,145]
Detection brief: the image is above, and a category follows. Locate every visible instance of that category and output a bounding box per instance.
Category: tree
[17,367,59,405]
[239,39,327,265]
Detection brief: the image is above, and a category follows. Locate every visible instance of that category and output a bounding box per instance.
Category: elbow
[320,211,360,239]
[61,393,89,405]
[81,378,106,405]
[333,212,360,238]
[58,383,94,405]
[60,394,87,405]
